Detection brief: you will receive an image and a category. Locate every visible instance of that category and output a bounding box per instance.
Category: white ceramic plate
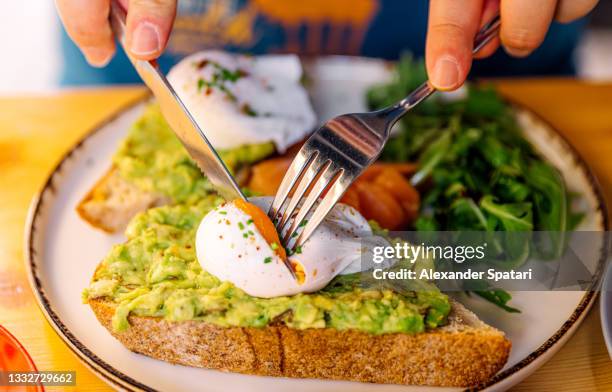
[26,57,608,392]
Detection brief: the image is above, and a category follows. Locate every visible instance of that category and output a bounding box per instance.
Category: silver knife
[108,1,246,201]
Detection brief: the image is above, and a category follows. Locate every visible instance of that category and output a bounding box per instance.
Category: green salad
[368,55,582,311]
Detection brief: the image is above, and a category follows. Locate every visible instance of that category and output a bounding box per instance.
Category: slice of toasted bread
[76,167,170,233]
[89,298,510,387]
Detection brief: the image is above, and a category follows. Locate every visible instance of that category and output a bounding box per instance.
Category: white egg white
[196,197,383,298]
[167,50,317,152]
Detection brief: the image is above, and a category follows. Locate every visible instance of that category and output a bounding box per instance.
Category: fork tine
[268,151,314,221]
[282,164,342,245]
[277,156,330,232]
[294,174,349,249]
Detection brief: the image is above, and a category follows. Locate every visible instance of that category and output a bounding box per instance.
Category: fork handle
[383,14,501,121]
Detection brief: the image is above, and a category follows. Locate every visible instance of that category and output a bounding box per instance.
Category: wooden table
[0,81,610,391]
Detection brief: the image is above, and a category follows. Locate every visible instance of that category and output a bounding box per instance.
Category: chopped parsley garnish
[263,257,272,264]
[247,219,254,225]
[242,233,248,238]
[238,222,245,230]
[295,245,303,254]
[219,211,227,215]
[298,219,308,228]
[270,242,279,250]
[195,60,247,102]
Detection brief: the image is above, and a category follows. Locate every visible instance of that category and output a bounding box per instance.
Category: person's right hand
[55,0,177,67]
[425,0,599,91]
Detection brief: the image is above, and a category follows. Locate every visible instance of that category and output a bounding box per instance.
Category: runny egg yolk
[290,260,306,285]
[234,199,287,260]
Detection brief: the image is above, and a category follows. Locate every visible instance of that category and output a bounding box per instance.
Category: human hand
[426,0,599,90]
[55,0,177,67]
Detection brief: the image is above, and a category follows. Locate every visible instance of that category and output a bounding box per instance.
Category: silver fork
[270,15,501,258]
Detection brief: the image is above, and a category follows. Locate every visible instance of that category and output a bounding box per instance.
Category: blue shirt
[60,0,587,85]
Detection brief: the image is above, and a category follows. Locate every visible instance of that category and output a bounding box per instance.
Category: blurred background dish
[0,325,43,392]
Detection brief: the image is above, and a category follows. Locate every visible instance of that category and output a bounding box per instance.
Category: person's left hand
[425,0,599,91]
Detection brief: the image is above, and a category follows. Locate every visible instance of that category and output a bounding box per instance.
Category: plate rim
[600,261,612,358]
[24,89,609,392]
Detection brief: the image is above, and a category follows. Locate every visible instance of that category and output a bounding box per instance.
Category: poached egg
[167,51,317,153]
[195,197,381,298]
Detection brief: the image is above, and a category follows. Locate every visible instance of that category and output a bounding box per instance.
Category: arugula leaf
[463,86,507,118]
[463,280,521,313]
[474,290,521,313]
[414,215,439,231]
[479,195,533,231]
[478,196,532,268]
[493,174,531,202]
[448,198,488,230]
[411,130,452,185]
[524,160,568,259]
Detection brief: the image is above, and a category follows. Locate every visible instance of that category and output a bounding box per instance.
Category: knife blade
[108,1,246,201]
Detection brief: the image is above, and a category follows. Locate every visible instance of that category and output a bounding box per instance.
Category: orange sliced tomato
[246,158,420,230]
[339,186,360,210]
[355,182,406,230]
[357,162,417,181]
[372,167,420,223]
[247,157,291,197]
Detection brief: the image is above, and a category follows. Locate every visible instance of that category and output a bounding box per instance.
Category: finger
[55,0,115,66]
[474,0,501,59]
[555,0,598,23]
[500,0,557,58]
[125,0,177,60]
[426,0,484,91]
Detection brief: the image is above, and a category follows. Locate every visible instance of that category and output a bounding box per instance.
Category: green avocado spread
[88,104,450,335]
[84,196,451,334]
[112,104,275,203]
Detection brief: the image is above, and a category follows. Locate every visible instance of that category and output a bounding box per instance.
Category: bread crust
[76,167,169,233]
[89,298,510,387]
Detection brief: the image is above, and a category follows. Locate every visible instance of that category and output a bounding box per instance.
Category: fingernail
[503,45,531,58]
[432,55,460,90]
[130,22,160,56]
[84,47,113,67]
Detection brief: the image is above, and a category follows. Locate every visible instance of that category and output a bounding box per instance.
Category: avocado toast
[84,199,510,387]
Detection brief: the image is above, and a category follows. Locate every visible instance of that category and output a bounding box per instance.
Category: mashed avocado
[92,104,450,334]
[84,196,450,334]
[112,105,275,204]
